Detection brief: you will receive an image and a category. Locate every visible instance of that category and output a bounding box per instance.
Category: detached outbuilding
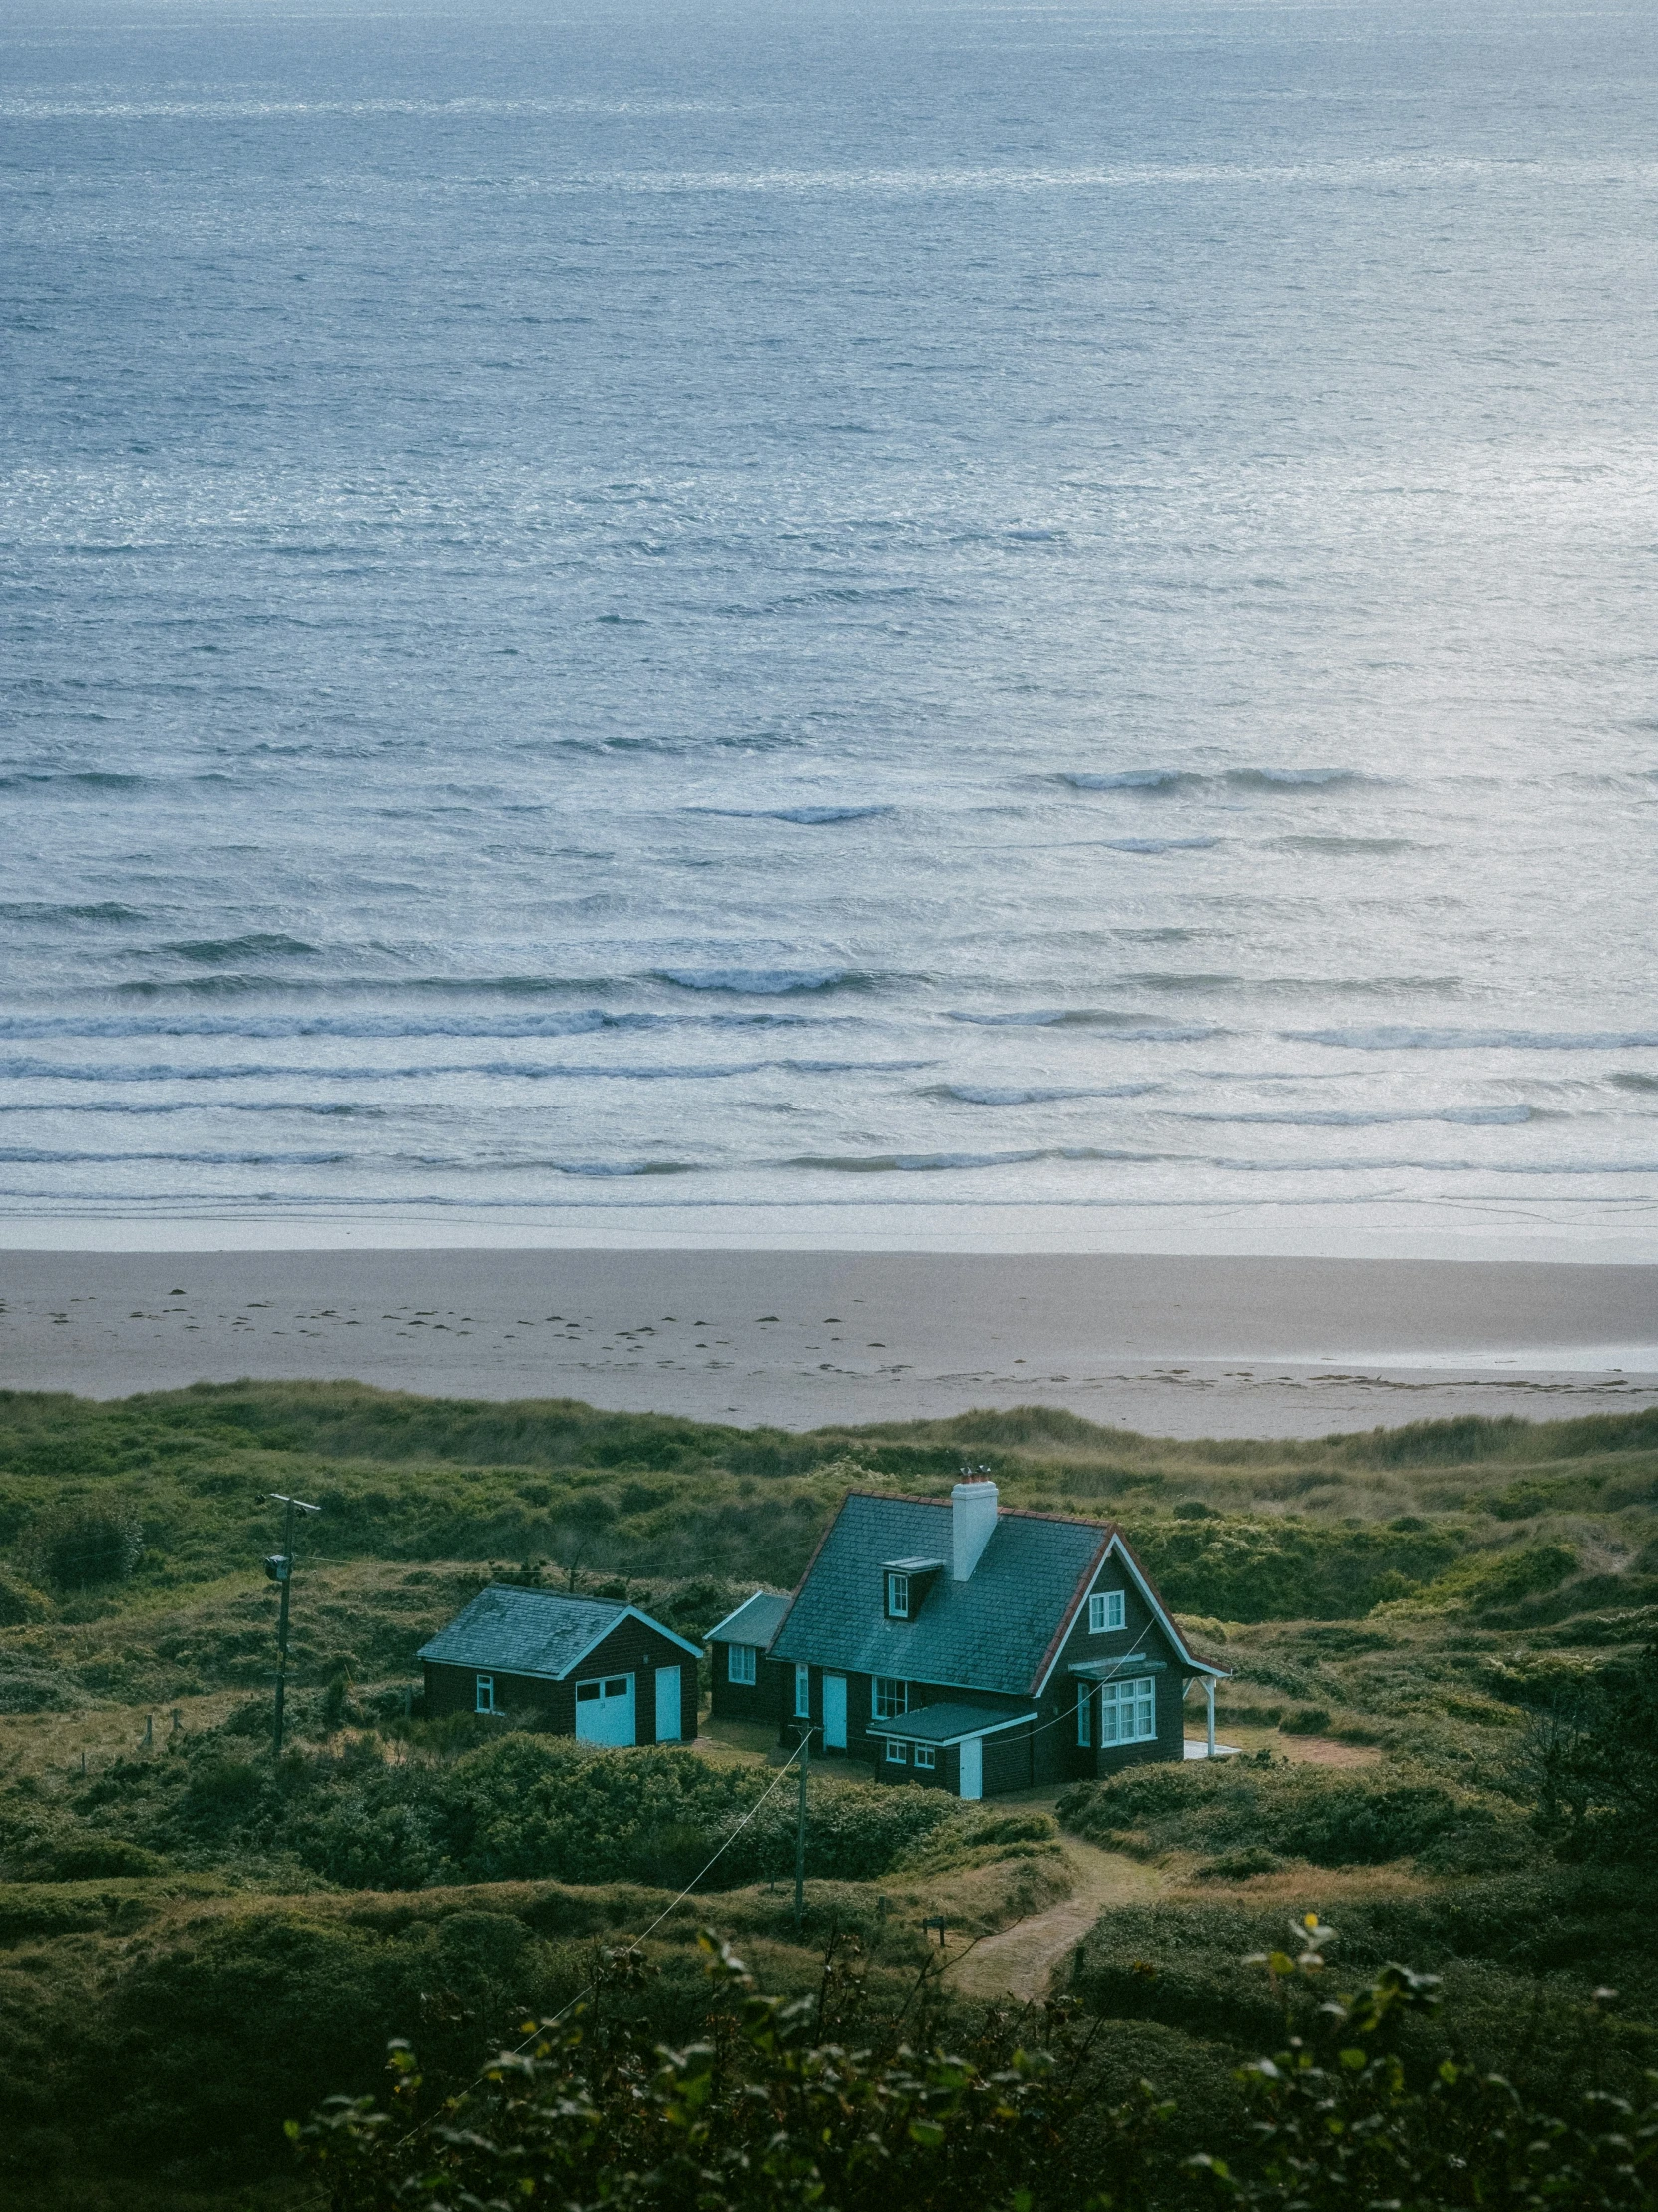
[418,1586,700,1746]
[704,1590,793,1724]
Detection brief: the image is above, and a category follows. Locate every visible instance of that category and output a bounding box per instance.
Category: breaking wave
[1288,1027,1658,1052]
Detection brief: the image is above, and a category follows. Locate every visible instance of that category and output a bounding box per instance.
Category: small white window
[1076,1687,1092,1747]
[1099,1676,1156,1745]
[913,1743,936,1771]
[885,1738,908,1764]
[1089,1589,1126,1634]
[794,1662,811,1718]
[873,1676,909,1721]
[886,1571,910,1619]
[728,1643,757,1686]
[475,1674,495,1714]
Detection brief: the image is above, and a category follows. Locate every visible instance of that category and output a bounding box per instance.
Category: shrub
[1058,1757,1479,1867]
[18,1504,143,1590]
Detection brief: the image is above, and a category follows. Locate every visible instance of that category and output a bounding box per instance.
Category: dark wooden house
[765,1480,1226,1799]
[704,1590,792,1724]
[419,1586,701,1746]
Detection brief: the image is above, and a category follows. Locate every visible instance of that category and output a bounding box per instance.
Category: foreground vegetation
[0,1382,1655,2204]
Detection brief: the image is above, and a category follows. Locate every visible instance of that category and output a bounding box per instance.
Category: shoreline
[1,1247,1653,1438]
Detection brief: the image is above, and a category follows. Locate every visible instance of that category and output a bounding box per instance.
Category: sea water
[3,0,1656,1253]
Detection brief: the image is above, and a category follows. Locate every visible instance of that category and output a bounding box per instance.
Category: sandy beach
[1,1248,1653,1437]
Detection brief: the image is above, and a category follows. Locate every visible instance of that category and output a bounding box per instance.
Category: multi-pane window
[794,1663,811,1718]
[913,1743,937,1771]
[885,1738,908,1764]
[475,1674,495,1714]
[728,1643,757,1685]
[1099,1676,1156,1745]
[885,1571,910,1619]
[1076,1687,1092,1746]
[873,1677,909,1721]
[1088,1589,1126,1633]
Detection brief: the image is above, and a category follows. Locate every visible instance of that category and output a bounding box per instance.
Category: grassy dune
[0,1383,1654,2201]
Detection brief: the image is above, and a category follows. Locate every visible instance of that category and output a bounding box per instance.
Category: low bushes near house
[1056,1750,1510,1870]
[1,1726,993,1894]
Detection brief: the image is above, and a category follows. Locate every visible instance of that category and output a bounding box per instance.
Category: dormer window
[1089,1589,1125,1634]
[881,1555,943,1620]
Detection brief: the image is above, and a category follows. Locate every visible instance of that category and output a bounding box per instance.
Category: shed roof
[704,1590,791,1648]
[418,1586,699,1680]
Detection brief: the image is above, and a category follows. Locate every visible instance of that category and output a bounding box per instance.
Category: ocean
[3,0,1656,1254]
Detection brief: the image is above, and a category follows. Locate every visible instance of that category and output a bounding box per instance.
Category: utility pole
[265,1492,320,1757]
[793,1718,811,1930]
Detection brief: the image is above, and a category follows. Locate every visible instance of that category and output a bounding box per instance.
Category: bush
[56,1731,970,1893]
[1057,1756,1482,1868]
[293,1929,1658,2212]
[17,1504,143,1591]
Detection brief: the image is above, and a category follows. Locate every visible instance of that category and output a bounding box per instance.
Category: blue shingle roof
[770,1494,1108,1698]
[417,1586,696,1679]
[704,1590,791,1648]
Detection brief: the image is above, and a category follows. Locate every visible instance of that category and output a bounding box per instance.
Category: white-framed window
[475,1674,495,1714]
[1099,1676,1156,1745]
[873,1676,909,1721]
[794,1663,811,1718]
[1088,1589,1126,1634]
[886,1571,910,1619]
[728,1643,757,1686]
[885,1738,908,1764]
[913,1743,936,1771]
[1076,1686,1092,1747]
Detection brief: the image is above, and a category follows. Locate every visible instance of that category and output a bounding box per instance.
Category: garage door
[575,1673,635,1746]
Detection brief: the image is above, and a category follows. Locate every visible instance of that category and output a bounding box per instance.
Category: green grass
[1,1384,1655,2199]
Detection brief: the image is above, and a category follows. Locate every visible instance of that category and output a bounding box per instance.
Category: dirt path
[945,1838,1160,2005]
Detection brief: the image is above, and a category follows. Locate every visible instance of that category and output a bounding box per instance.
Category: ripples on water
[3,0,1656,1246]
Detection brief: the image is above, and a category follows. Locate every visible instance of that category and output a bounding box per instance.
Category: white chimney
[952,1479,999,1580]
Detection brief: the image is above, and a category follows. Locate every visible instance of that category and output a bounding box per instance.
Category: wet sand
[1,1249,1653,1436]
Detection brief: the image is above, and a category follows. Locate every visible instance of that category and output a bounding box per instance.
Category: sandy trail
[945,1838,1161,2005]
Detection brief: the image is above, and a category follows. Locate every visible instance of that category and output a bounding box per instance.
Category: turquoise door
[654,1665,682,1742]
[822,1673,847,1750]
[575,1673,635,1745]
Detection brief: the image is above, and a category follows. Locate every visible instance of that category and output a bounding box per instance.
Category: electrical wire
[391,1731,812,2150]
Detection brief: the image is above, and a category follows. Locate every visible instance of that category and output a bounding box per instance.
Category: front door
[575,1672,635,1745]
[822,1673,847,1750]
[654,1665,682,1742]
[958,1736,983,1800]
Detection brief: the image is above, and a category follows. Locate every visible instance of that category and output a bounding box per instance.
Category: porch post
[1205,1675,1215,1758]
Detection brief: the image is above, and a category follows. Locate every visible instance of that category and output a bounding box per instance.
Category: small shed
[704,1589,792,1724]
[419,1585,701,1746]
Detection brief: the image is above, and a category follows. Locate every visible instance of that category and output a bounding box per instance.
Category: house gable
[1033,1531,1225,1696]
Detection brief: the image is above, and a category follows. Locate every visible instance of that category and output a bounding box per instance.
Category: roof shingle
[417,1586,693,1680]
[769,1494,1108,1697]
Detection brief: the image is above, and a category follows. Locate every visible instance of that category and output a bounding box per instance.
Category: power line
[391,1734,812,2152]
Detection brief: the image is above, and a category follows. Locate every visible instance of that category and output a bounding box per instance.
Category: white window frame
[1099,1676,1156,1746]
[1088,1589,1126,1634]
[912,1743,936,1771]
[728,1642,757,1686]
[886,1570,910,1619]
[872,1676,909,1722]
[475,1674,495,1714]
[794,1663,811,1719]
[885,1737,908,1764]
[1076,1686,1092,1747]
